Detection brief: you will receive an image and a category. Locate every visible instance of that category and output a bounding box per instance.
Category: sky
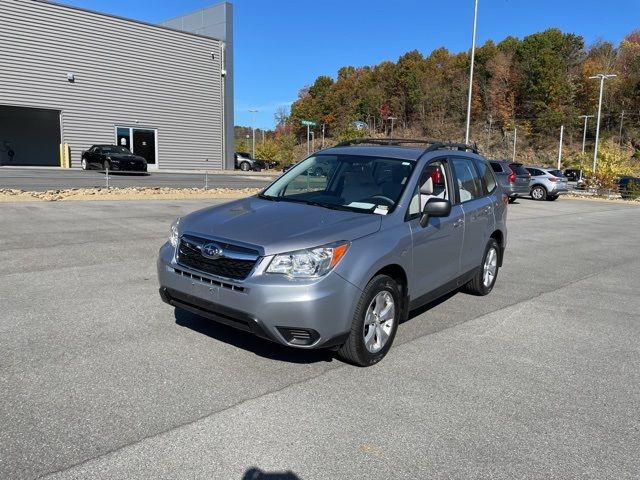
[59,0,640,129]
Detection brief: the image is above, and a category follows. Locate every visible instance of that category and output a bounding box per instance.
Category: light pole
[579,114,594,154]
[321,124,325,149]
[388,117,397,136]
[512,127,517,162]
[557,125,564,170]
[589,74,616,173]
[249,109,258,158]
[464,0,479,145]
[619,110,625,146]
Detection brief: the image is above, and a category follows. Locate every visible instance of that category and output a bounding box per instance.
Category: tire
[547,195,559,201]
[81,158,87,170]
[239,161,251,172]
[463,238,500,296]
[531,185,547,201]
[102,160,110,171]
[337,274,401,367]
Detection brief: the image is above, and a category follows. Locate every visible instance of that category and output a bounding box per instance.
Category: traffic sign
[301,120,317,127]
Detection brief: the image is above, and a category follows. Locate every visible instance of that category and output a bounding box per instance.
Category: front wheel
[81,158,87,170]
[337,275,400,367]
[464,239,500,296]
[531,185,547,201]
[239,161,250,172]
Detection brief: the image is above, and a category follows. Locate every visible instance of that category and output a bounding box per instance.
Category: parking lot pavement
[0,167,275,191]
[1,198,639,479]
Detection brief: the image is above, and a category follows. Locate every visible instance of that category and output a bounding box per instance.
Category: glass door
[115,126,158,170]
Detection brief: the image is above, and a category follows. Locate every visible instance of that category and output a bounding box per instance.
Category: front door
[408,159,464,299]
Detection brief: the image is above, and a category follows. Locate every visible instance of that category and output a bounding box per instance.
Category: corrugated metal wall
[0,0,225,169]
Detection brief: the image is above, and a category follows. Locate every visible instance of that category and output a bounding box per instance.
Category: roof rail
[333,137,479,154]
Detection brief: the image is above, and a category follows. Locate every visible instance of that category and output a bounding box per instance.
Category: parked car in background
[618,176,640,199]
[564,168,582,181]
[158,139,507,366]
[489,160,531,203]
[525,167,569,201]
[81,145,147,172]
[234,152,266,172]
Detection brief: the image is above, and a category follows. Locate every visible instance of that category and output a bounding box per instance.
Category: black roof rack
[333,137,479,154]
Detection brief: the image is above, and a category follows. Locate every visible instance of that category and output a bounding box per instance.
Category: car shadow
[242,468,302,480]
[402,289,459,324]
[99,171,150,176]
[174,308,335,364]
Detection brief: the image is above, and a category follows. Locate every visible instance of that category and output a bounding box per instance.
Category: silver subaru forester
[158,139,508,366]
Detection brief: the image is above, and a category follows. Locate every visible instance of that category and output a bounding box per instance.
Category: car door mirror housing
[420,198,451,227]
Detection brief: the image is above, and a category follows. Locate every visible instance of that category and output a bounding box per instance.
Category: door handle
[453,219,464,228]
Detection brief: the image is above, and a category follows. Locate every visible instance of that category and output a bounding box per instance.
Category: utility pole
[557,125,564,170]
[249,109,258,158]
[486,114,492,155]
[579,114,594,154]
[589,74,616,173]
[464,0,479,145]
[619,110,625,146]
[512,127,517,163]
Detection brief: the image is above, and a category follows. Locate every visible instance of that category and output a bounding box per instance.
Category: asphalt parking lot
[1,197,639,479]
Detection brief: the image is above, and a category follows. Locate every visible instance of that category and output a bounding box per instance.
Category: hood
[180,196,381,256]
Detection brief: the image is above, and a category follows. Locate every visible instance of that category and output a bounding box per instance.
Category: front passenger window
[451,158,482,203]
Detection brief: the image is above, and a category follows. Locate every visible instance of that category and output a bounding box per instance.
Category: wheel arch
[369,264,409,323]
[490,229,505,267]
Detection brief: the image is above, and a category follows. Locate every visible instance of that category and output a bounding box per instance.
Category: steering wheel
[362,195,395,207]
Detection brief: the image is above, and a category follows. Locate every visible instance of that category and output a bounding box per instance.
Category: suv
[525,167,569,201]
[158,139,508,366]
[234,152,265,172]
[489,160,531,203]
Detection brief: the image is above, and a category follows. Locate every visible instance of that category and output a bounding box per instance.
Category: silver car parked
[489,160,531,203]
[158,139,508,366]
[525,167,569,201]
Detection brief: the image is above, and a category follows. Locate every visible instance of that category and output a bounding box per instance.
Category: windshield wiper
[298,200,361,212]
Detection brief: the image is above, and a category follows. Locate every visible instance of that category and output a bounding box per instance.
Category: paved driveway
[1,197,638,479]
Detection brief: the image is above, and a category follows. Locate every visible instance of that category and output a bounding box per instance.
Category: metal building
[0,0,234,170]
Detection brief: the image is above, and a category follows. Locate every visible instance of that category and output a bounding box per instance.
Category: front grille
[176,235,259,280]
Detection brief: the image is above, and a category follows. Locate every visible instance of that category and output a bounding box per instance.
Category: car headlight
[266,242,349,278]
[169,218,180,248]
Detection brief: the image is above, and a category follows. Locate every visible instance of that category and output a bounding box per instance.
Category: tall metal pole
[512,127,517,162]
[589,74,616,173]
[249,109,258,158]
[464,0,479,144]
[557,125,564,170]
[321,124,325,149]
[579,115,593,154]
[486,114,492,155]
[619,110,625,146]
[306,124,310,156]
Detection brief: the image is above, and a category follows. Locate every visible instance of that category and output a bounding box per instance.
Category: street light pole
[464,0,479,145]
[249,109,258,158]
[512,127,517,162]
[579,114,594,154]
[589,74,616,173]
[619,110,625,146]
[557,125,564,170]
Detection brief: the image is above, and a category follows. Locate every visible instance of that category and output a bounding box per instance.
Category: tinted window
[475,159,496,195]
[509,164,529,175]
[451,158,482,202]
[548,169,564,177]
[527,168,542,176]
[490,162,503,173]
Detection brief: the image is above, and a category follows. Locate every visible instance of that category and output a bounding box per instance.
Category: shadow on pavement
[403,289,459,323]
[99,171,150,176]
[242,468,302,479]
[174,308,335,365]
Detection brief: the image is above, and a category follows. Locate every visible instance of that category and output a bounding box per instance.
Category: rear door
[451,156,495,275]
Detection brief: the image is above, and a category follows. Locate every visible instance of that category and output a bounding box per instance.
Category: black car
[618,176,640,199]
[81,145,147,172]
[564,169,582,181]
[234,152,266,171]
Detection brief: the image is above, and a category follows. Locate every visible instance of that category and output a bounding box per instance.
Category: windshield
[262,154,415,214]
[102,146,131,154]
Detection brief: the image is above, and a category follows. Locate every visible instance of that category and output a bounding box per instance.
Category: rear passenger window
[451,158,482,203]
[490,162,502,173]
[474,159,496,195]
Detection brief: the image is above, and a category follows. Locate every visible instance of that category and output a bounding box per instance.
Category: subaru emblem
[201,242,224,259]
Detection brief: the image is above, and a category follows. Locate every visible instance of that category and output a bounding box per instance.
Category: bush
[582,140,639,192]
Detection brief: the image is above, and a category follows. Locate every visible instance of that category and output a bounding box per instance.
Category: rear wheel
[337,274,400,367]
[239,161,251,172]
[464,239,500,296]
[531,185,547,201]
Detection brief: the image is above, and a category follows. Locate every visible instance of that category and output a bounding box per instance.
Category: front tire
[464,239,500,296]
[239,161,250,172]
[531,185,547,201]
[337,275,400,367]
[81,158,87,170]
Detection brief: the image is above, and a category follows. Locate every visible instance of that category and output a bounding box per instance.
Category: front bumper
[157,242,361,349]
[110,161,147,172]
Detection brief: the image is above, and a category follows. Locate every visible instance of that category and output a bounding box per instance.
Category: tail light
[548,177,558,182]
[507,167,516,184]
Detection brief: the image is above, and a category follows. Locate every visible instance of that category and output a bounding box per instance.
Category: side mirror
[420,198,451,227]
